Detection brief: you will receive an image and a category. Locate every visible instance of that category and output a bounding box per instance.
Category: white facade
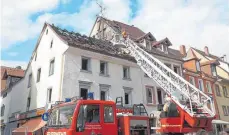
[2,23,183,124]
[2,25,68,123]
[61,46,183,112]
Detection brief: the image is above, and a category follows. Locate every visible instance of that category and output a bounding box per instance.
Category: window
[189,76,195,86]
[49,59,55,76]
[83,105,100,123]
[123,66,130,79]
[206,81,212,93]
[100,91,106,100]
[100,61,108,75]
[215,84,221,96]
[47,88,52,103]
[3,92,7,98]
[228,106,229,115]
[211,64,217,76]
[37,68,41,82]
[222,106,228,116]
[99,84,110,101]
[35,53,37,61]
[124,87,132,105]
[50,39,53,48]
[196,61,201,71]
[157,88,163,104]
[48,104,76,126]
[174,66,181,76]
[223,86,228,97]
[145,40,151,50]
[26,97,31,111]
[1,105,5,116]
[28,73,32,88]
[198,79,204,91]
[46,29,48,35]
[146,87,153,104]
[80,88,88,100]
[81,57,90,71]
[165,63,171,69]
[104,106,114,123]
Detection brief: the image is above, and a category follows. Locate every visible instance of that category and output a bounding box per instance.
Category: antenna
[96,0,106,17]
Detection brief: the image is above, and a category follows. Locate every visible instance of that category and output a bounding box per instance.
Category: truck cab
[42,97,150,135]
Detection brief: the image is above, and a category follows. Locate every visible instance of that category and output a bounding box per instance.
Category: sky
[1,0,229,69]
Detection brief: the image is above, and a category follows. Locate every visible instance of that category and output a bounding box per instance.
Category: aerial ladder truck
[41,32,216,135]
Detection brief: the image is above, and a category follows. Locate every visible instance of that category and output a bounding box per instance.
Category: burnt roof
[103,18,146,40]
[49,23,183,61]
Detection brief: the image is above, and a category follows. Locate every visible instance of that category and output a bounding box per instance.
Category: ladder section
[111,35,215,118]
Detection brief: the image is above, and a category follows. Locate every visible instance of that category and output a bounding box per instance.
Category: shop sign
[36,109,45,116]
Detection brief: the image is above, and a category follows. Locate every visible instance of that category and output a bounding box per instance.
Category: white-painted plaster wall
[6,25,68,118]
[61,46,183,113]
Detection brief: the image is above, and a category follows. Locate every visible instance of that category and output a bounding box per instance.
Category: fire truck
[42,96,150,135]
[42,33,216,135]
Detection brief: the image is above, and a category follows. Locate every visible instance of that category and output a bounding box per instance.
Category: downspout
[58,50,67,101]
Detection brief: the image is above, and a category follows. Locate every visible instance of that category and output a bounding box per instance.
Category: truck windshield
[48,104,76,127]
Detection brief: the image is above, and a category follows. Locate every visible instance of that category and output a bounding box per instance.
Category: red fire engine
[42,97,150,135]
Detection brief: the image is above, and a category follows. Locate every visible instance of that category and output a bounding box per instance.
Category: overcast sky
[1,0,229,69]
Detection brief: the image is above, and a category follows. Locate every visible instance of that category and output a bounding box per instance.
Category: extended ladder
[111,35,215,118]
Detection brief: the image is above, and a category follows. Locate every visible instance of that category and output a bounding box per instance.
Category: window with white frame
[198,79,204,91]
[50,39,53,48]
[99,84,110,100]
[47,88,52,103]
[1,105,5,116]
[28,73,32,88]
[81,57,91,71]
[223,86,228,97]
[123,66,130,79]
[196,61,201,71]
[100,61,108,75]
[26,97,31,111]
[174,66,181,76]
[206,81,212,93]
[49,59,55,76]
[222,106,228,116]
[79,81,92,100]
[211,64,217,76]
[215,84,221,96]
[145,40,151,50]
[189,76,195,86]
[123,87,132,105]
[37,68,41,82]
[146,87,153,104]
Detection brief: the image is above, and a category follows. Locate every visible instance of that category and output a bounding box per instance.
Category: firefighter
[122,30,127,40]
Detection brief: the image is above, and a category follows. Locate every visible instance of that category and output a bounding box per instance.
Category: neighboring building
[180,45,220,119]
[185,46,229,126]
[0,66,24,134]
[3,19,183,134]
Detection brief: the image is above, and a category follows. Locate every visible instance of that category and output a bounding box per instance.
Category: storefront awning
[12,117,46,134]
[212,120,229,125]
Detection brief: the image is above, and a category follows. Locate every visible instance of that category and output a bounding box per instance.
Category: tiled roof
[103,18,146,40]
[49,24,183,61]
[152,37,171,46]
[1,66,24,92]
[192,48,225,62]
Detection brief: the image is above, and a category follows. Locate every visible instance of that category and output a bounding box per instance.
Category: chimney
[180,45,186,56]
[204,46,209,55]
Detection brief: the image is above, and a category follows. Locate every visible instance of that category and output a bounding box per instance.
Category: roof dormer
[152,37,172,54]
